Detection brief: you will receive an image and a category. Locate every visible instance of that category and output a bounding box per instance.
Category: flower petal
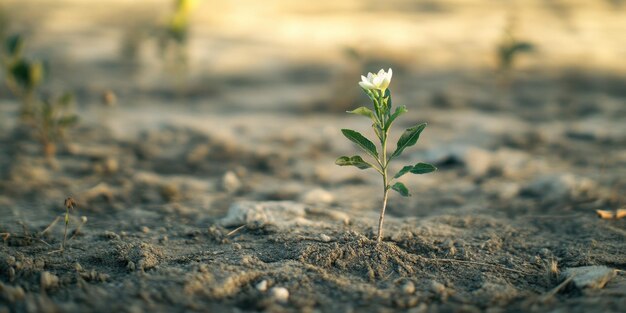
[359,81,375,90]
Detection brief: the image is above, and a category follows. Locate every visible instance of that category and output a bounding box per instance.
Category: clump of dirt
[116,242,164,271]
[299,232,419,282]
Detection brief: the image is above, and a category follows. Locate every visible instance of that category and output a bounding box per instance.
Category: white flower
[358,68,393,92]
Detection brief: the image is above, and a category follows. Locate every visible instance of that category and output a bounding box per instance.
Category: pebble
[401,281,416,294]
[300,188,335,205]
[220,201,307,228]
[320,234,331,242]
[222,171,242,193]
[104,231,121,240]
[463,147,493,177]
[255,280,268,292]
[523,174,596,201]
[430,280,446,294]
[40,271,59,290]
[563,266,616,289]
[269,287,289,303]
[0,282,24,303]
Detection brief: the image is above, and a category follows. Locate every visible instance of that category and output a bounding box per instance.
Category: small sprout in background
[1,34,49,119]
[336,68,437,242]
[324,46,365,113]
[61,197,77,251]
[102,89,118,106]
[32,92,79,158]
[496,15,534,86]
[165,0,194,45]
[158,0,196,92]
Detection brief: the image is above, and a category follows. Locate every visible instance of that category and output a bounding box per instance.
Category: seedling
[62,197,77,251]
[496,17,534,84]
[336,69,437,242]
[1,34,47,118]
[31,92,79,158]
[157,0,195,90]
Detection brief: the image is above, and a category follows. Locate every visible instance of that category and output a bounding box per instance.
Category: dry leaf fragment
[616,208,626,219]
[596,210,614,219]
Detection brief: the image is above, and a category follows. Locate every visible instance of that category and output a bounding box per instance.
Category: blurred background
[1,0,625,115]
[1,0,625,218]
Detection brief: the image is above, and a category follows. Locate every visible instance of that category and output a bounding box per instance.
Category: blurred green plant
[158,0,196,91]
[32,92,79,158]
[1,34,78,157]
[336,68,437,242]
[496,17,534,84]
[1,34,48,118]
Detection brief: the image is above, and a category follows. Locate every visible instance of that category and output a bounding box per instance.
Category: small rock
[220,201,307,228]
[563,266,616,289]
[103,231,121,240]
[463,147,493,177]
[300,188,335,205]
[160,183,180,202]
[102,89,117,106]
[103,158,119,174]
[430,280,446,295]
[222,171,242,193]
[269,286,289,303]
[255,280,268,292]
[0,282,25,303]
[523,174,596,201]
[401,281,415,294]
[40,271,59,290]
[320,234,331,242]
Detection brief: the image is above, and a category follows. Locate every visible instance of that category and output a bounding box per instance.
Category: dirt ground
[1,1,626,312]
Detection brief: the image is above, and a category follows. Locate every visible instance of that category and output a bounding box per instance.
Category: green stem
[376,90,390,243]
[62,206,69,251]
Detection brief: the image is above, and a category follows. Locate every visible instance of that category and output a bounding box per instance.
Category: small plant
[336,68,437,242]
[32,92,79,158]
[157,0,195,90]
[1,34,47,118]
[61,197,77,251]
[1,34,78,157]
[496,17,534,84]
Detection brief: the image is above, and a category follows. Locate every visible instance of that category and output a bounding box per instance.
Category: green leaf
[386,105,407,129]
[373,123,384,141]
[58,115,79,127]
[393,165,414,179]
[410,162,437,174]
[513,42,534,53]
[383,89,392,113]
[5,34,23,56]
[347,107,378,124]
[10,60,30,88]
[335,155,372,170]
[390,123,427,159]
[58,92,74,107]
[341,129,378,159]
[391,182,411,197]
[28,61,44,87]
